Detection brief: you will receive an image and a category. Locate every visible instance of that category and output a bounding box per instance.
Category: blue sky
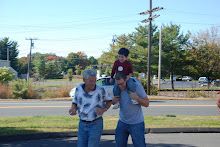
[1,0,219,58]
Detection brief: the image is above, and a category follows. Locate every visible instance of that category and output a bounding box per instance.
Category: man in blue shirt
[112,72,149,147]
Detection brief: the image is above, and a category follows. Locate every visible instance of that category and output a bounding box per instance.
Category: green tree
[191,26,220,87]
[17,57,28,75]
[67,68,73,81]
[0,37,19,70]
[0,67,15,84]
[128,25,158,73]
[67,52,89,74]
[58,56,68,73]
[88,56,98,66]
[104,66,112,76]
[33,54,45,80]
[45,60,62,79]
[160,23,190,90]
[75,65,82,75]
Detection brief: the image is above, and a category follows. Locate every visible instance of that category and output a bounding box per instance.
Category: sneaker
[131,99,139,105]
[112,102,120,109]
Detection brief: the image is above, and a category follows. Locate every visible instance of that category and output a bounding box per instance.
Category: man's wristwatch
[104,106,108,111]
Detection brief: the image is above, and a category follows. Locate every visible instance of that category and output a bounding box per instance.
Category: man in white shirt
[69,69,112,147]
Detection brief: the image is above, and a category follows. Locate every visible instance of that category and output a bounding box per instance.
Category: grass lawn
[0,115,219,136]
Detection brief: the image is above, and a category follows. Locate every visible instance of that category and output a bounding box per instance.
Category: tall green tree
[67,52,89,74]
[190,26,220,87]
[58,56,68,73]
[45,60,62,79]
[160,23,190,90]
[0,37,19,70]
[129,24,158,73]
[17,57,28,75]
[88,56,98,65]
[33,54,45,80]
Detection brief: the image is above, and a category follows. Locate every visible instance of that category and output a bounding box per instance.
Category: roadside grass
[161,87,220,91]
[0,115,219,136]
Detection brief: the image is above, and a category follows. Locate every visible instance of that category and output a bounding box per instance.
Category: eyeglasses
[117,81,125,86]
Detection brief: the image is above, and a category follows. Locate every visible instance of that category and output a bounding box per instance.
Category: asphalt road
[0,100,218,117]
[1,133,220,147]
[34,80,203,89]
[153,80,202,88]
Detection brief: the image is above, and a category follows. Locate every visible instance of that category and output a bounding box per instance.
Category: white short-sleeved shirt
[72,84,112,121]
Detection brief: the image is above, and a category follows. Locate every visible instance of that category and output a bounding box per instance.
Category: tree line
[0,23,219,87]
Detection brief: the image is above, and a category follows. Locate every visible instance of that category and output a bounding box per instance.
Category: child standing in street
[110,48,137,109]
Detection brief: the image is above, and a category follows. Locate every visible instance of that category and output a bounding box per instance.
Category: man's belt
[81,117,102,123]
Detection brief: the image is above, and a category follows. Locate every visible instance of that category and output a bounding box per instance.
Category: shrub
[57,87,72,97]
[133,72,139,78]
[41,89,58,98]
[10,79,28,99]
[139,78,158,95]
[0,67,15,84]
[67,69,73,81]
[186,91,208,98]
[25,87,39,99]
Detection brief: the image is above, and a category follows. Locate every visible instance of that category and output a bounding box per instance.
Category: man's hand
[112,96,120,104]
[96,108,106,115]
[110,78,113,83]
[69,108,77,116]
[128,91,139,100]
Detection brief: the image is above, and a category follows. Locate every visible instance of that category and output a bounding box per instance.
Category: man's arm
[112,96,120,105]
[129,91,149,107]
[96,100,112,115]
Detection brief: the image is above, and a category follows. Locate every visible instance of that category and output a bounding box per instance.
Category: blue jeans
[78,117,103,147]
[115,120,146,147]
[113,78,136,96]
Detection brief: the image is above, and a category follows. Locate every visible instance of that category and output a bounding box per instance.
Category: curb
[1,127,220,143]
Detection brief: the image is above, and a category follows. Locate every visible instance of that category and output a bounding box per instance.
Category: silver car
[181,76,194,81]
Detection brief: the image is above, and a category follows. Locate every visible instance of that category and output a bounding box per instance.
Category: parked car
[212,80,220,87]
[198,77,208,86]
[181,76,194,81]
[70,76,142,98]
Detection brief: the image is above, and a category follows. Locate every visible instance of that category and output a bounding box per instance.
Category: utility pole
[140,0,163,95]
[26,38,38,84]
[7,48,9,61]
[112,35,116,45]
[158,25,162,90]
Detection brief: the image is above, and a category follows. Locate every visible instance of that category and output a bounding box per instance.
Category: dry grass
[0,84,13,99]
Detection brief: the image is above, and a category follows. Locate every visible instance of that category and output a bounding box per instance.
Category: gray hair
[83,69,96,80]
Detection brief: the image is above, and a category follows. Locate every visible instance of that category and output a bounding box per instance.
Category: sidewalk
[1,127,220,143]
[1,133,220,147]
